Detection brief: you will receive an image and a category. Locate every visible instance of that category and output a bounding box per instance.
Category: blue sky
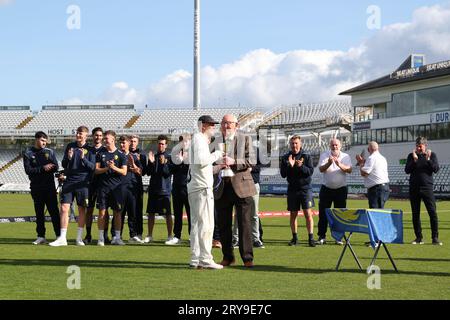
[0,0,448,109]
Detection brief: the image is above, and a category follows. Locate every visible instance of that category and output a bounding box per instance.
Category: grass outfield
[0,193,449,300]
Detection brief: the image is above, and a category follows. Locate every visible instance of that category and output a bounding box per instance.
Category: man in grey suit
[214,114,257,268]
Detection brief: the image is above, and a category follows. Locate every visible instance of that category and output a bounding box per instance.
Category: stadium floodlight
[194,0,201,111]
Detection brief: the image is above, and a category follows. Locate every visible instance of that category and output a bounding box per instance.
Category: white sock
[76,228,83,241]
[98,230,104,242]
[60,229,67,240]
[114,230,121,239]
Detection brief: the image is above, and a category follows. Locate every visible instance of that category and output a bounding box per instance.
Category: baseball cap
[198,115,219,124]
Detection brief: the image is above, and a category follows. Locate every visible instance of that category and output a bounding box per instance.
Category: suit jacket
[213,132,257,199]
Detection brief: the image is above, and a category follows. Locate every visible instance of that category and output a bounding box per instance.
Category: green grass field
[0,193,449,300]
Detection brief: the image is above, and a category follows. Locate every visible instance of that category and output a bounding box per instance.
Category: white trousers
[188,188,215,265]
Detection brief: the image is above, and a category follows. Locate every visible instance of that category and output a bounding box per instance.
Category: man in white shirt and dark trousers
[316,138,352,245]
[356,141,390,209]
[187,115,224,269]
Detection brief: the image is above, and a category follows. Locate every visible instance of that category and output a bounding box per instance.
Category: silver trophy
[218,140,235,177]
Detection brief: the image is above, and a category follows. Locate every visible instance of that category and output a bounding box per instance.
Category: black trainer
[308,239,316,247]
[315,237,326,245]
[432,238,443,246]
[83,235,92,245]
[288,238,298,246]
[411,238,424,245]
[253,241,265,249]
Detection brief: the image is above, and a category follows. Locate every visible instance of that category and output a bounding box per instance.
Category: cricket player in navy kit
[145,135,173,243]
[50,126,96,247]
[84,127,111,244]
[23,131,61,245]
[130,135,147,241]
[167,134,191,246]
[118,135,144,243]
[280,135,316,247]
[95,130,128,246]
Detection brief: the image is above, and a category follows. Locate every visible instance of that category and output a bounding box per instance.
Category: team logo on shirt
[83,149,88,155]
[45,153,49,160]
[114,155,119,160]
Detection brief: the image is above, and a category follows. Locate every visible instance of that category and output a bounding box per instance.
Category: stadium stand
[0,101,448,199]
[131,107,251,131]
[0,150,19,168]
[0,156,28,185]
[0,109,33,129]
[261,100,352,127]
[22,108,136,131]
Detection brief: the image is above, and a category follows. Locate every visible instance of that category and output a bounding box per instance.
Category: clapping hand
[128,154,135,167]
[412,149,419,162]
[67,148,74,160]
[288,155,296,167]
[426,149,432,161]
[356,154,365,166]
[148,151,155,163]
[107,160,115,169]
[333,157,341,166]
[328,156,334,165]
[295,158,304,167]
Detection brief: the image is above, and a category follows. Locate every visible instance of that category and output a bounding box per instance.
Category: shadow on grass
[262,239,373,248]
[0,238,192,248]
[0,258,448,277]
[0,258,188,270]
[0,238,41,245]
[377,257,450,263]
[232,264,450,277]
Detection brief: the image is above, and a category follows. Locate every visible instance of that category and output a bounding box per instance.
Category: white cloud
[67,2,450,109]
[0,0,14,6]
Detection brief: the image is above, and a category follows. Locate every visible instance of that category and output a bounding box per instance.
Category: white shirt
[187,132,223,194]
[361,151,389,188]
[319,150,352,189]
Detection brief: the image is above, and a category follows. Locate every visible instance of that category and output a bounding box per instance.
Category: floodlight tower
[194,0,201,110]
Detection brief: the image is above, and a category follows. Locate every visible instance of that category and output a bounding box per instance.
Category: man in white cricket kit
[187,115,225,269]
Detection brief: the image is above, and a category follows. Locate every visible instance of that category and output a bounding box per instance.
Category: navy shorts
[97,186,123,211]
[287,189,315,212]
[147,195,172,215]
[60,182,90,207]
[87,183,98,209]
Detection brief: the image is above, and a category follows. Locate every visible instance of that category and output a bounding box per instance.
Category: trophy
[218,139,235,177]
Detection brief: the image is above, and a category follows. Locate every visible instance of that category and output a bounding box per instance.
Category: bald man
[317,138,352,245]
[356,141,390,209]
[214,114,257,268]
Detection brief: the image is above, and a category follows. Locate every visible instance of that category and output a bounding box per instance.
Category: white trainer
[75,239,85,246]
[199,261,224,270]
[144,236,153,243]
[111,237,125,246]
[129,236,145,244]
[97,240,105,247]
[49,237,68,247]
[165,237,181,245]
[32,237,47,245]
